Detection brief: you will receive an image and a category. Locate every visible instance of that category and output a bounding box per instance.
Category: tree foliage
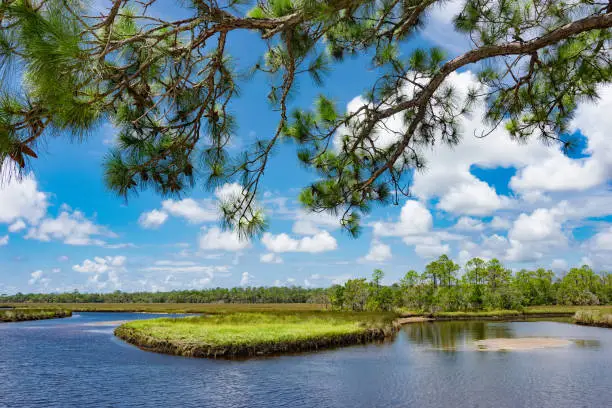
[0,0,611,235]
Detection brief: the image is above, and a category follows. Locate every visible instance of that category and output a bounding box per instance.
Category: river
[1,312,611,407]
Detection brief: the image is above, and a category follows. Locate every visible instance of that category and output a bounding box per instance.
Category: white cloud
[438,181,508,215]
[504,205,569,262]
[421,0,470,55]
[161,198,218,223]
[25,210,115,246]
[214,182,243,203]
[260,253,283,264]
[57,255,69,262]
[590,226,612,252]
[51,268,61,273]
[490,216,511,230]
[372,200,432,237]
[360,241,392,262]
[411,236,450,259]
[147,183,248,227]
[551,259,568,271]
[454,216,485,232]
[138,210,168,229]
[198,227,250,252]
[140,262,229,275]
[0,235,8,246]
[28,270,50,286]
[510,86,612,195]
[291,211,340,235]
[73,256,126,274]
[508,207,566,243]
[240,271,253,286]
[0,164,49,225]
[262,231,337,253]
[8,219,26,233]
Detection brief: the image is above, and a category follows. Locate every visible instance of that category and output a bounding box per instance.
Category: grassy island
[0,307,72,323]
[115,312,398,358]
[574,310,612,328]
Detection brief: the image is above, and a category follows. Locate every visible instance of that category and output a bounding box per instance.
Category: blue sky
[1,1,612,294]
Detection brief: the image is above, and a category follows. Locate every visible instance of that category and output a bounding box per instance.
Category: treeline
[2,256,611,312]
[330,256,612,312]
[0,286,326,304]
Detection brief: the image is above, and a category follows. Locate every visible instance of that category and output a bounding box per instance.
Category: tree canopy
[1,0,610,237]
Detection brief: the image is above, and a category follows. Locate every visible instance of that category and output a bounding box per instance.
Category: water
[1,313,611,408]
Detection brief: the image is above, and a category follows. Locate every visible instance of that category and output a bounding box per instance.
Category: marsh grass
[0,308,72,322]
[574,310,612,328]
[5,303,325,314]
[525,305,612,315]
[115,311,398,358]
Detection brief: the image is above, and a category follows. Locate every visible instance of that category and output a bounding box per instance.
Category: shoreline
[0,308,72,323]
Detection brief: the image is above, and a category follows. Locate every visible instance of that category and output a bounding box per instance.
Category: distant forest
[2,256,611,312]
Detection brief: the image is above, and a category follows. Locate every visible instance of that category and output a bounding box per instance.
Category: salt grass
[115,312,398,358]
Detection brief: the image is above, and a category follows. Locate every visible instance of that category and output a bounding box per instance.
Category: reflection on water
[402,320,602,351]
[1,314,611,408]
[403,321,514,351]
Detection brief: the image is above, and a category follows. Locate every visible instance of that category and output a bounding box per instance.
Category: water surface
[1,313,611,407]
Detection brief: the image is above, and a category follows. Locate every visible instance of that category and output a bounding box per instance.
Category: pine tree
[1,0,611,236]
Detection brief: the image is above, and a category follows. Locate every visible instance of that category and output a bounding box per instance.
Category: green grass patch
[0,308,72,322]
[574,310,612,328]
[115,311,398,358]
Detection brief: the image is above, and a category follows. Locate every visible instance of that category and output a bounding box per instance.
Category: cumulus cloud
[0,235,7,246]
[291,211,340,235]
[199,227,250,252]
[25,210,116,246]
[260,253,283,264]
[240,271,253,286]
[73,256,126,273]
[359,241,392,263]
[551,259,568,271]
[8,219,26,233]
[138,210,168,229]
[140,183,251,227]
[261,231,337,253]
[161,198,218,224]
[372,200,432,237]
[28,270,50,286]
[490,216,511,230]
[510,86,612,194]
[454,217,485,232]
[72,256,127,290]
[0,164,49,225]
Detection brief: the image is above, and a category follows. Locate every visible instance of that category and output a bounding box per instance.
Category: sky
[1,1,612,294]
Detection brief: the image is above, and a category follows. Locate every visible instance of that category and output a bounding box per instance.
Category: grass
[115,311,398,358]
[574,310,612,328]
[2,303,325,314]
[0,308,72,322]
[525,305,612,315]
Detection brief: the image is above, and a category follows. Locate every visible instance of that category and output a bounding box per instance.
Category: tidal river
[1,312,611,407]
